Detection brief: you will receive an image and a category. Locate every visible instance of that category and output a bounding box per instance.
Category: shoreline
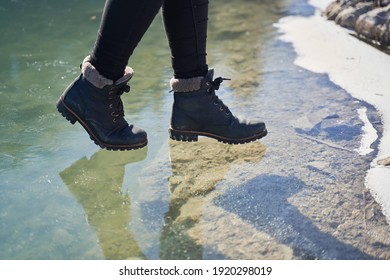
[277,0,390,222]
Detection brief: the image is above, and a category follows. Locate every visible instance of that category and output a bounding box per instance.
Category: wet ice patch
[276,7,390,222]
[295,113,362,142]
[355,107,377,155]
[214,174,374,259]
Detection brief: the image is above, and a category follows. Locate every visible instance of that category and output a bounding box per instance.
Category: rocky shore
[325,0,390,51]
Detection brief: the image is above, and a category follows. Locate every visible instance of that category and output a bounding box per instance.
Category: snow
[355,107,377,156]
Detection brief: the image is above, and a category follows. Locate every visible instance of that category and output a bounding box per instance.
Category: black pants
[90,0,209,81]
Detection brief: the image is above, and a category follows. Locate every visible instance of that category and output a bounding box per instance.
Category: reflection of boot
[160,139,266,259]
[57,56,147,150]
[60,148,147,259]
[169,69,267,144]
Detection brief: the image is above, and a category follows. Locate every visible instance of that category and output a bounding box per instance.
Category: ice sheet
[276,3,390,221]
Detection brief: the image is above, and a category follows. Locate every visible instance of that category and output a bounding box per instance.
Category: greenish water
[0,0,288,259]
[2,0,389,260]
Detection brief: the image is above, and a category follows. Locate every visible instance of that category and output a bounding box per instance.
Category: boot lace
[206,77,232,115]
[108,84,131,123]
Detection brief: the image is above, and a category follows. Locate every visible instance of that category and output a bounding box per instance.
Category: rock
[355,5,390,46]
[325,0,390,49]
[379,0,390,7]
[325,0,369,20]
[377,156,390,166]
[335,3,375,29]
[325,1,345,21]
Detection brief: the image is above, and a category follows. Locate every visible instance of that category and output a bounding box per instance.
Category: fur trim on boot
[81,56,134,88]
[170,75,204,93]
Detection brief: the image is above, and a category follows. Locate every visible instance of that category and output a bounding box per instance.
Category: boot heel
[169,128,198,142]
[56,98,77,125]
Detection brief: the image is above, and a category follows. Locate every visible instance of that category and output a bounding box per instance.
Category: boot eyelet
[113,118,117,123]
[214,101,219,106]
[220,107,224,111]
[109,104,113,109]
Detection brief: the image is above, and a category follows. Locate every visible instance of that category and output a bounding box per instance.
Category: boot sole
[56,97,148,151]
[168,127,268,144]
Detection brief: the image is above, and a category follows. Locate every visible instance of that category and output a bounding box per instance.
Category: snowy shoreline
[276,0,390,221]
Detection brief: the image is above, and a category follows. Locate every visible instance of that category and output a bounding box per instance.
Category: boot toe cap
[97,124,147,150]
[117,125,148,145]
[250,121,266,135]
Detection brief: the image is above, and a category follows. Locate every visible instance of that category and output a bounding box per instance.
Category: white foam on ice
[355,107,377,156]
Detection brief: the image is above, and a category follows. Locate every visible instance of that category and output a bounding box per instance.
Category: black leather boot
[57,56,147,150]
[169,69,267,144]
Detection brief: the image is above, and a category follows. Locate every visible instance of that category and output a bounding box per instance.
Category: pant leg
[162,0,209,79]
[90,0,164,81]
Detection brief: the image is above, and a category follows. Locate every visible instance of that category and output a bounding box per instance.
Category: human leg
[163,0,267,144]
[162,0,209,79]
[57,0,164,150]
[91,0,164,81]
